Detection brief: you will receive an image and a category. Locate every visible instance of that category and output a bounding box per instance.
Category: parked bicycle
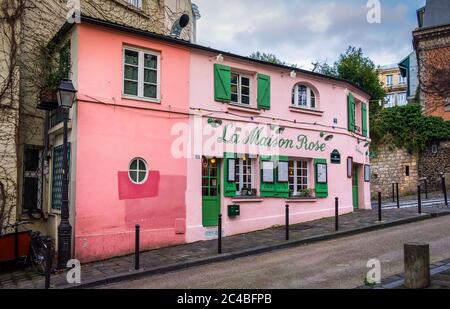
[0,221,53,275]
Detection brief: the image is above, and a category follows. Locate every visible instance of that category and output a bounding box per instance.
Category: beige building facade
[377,64,408,108]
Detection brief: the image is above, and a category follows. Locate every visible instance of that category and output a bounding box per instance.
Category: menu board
[316,163,327,184]
[262,161,275,183]
[227,159,236,182]
[364,165,371,182]
[278,161,289,182]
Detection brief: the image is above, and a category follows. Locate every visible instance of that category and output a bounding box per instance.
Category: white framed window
[235,157,253,195]
[385,94,395,108]
[397,92,407,106]
[231,73,251,105]
[126,0,143,9]
[386,75,393,86]
[288,160,309,196]
[398,74,406,85]
[123,47,160,101]
[292,84,316,109]
[129,158,148,184]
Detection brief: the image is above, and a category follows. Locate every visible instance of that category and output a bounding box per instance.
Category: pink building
[48,17,371,262]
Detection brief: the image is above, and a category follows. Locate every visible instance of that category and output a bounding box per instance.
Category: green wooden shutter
[314,158,328,198]
[223,153,236,197]
[214,64,231,102]
[362,103,368,137]
[257,74,271,110]
[260,155,275,197]
[348,93,355,132]
[275,156,289,198]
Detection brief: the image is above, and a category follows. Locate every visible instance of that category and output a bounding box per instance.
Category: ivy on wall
[371,104,450,153]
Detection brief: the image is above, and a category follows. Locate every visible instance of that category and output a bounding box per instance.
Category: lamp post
[56,79,77,270]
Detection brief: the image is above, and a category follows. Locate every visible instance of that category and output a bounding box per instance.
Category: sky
[194,0,426,70]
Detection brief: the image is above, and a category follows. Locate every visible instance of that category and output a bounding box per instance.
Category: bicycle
[0,221,53,275]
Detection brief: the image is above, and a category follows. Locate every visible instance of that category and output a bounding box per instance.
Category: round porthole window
[129,158,148,184]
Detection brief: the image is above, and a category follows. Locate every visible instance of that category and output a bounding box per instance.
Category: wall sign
[262,161,275,183]
[364,165,371,182]
[316,163,328,184]
[277,161,289,183]
[330,150,341,164]
[227,159,236,182]
[347,157,353,178]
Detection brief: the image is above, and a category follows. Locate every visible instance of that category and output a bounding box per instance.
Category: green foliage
[38,41,71,91]
[312,46,386,102]
[371,104,450,152]
[249,51,297,68]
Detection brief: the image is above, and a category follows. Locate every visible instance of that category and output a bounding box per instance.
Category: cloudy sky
[194,0,425,70]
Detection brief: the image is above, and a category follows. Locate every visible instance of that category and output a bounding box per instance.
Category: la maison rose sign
[217,124,327,152]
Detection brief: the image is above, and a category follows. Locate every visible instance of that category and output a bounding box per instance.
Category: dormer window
[126,0,143,9]
[292,84,316,109]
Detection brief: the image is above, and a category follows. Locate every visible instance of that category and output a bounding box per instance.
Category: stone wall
[419,140,450,191]
[371,145,419,199]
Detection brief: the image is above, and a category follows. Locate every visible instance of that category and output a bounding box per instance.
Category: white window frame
[126,0,143,9]
[292,84,316,109]
[397,92,407,105]
[123,46,161,102]
[398,74,406,85]
[288,160,309,196]
[231,72,252,106]
[235,157,254,195]
[386,75,393,86]
[129,158,149,185]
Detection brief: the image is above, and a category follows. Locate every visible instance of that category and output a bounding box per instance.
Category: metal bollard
[418,185,422,214]
[424,178,428,199]
[442,175,448,207]
[135,224,140,270]
[218,214,222,254]
[378,192,382,222]
[44,239,52,289]
[396,183,400,209]
[335,198,339,232]
[285,205,290,241]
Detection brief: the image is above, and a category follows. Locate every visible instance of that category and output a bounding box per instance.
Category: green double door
[202,158,221,227]
[352,164,359,210]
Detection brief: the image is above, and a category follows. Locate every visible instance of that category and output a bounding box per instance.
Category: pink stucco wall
[186,52,372,242]
[74,24,190,262]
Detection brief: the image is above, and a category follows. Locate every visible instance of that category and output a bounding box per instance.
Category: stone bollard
[404,243,430,289]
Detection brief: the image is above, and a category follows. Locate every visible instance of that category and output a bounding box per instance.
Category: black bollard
[418,185,422,214]
[218,214,222,254]
[335,198,339,232]
[135,224,140,270]
[396,183,400,209]
[285,205,290,241]
[44,240,52,289]
[442,175,448,207]
[424,178,428,199]
[378,192,382,222]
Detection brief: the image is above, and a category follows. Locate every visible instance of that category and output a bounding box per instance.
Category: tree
[249,51,297,67]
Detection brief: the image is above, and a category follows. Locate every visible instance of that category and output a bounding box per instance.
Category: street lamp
[56,79,77,270]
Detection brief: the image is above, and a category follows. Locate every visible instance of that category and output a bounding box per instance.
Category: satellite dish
[171,14,190,38]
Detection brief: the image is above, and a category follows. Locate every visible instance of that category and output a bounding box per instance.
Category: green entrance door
[352,164,359,210]
[202,158,221,227]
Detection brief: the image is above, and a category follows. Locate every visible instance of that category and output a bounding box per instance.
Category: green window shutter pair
[223,153,237,197]
[257,74,271,110]
[348,93,355,132]
[362,103,368,137]
[213,64,271,110]
[260,156,289,198]
[314,158,328,198]
[274,156,289,198]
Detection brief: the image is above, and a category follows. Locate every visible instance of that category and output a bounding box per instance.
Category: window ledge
[286,198,318,203]
[122,95,161,104]
[227,104,262,115]
[112,0,150,19]
[232,197,264,203]
[289,106,323,116]
[48,121,72,135]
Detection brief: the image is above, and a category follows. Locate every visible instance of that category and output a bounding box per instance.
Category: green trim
[223,153,236,197]
[314,158,328,198]
[257,74,271,110]
[362,102,368,137]
[260,155,275,197]
[348,93,355,132]
[214,64,231,102]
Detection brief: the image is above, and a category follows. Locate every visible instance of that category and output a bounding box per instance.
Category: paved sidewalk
[1,204,449,289]
[360,258,450,289]
[371,190,448,209]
